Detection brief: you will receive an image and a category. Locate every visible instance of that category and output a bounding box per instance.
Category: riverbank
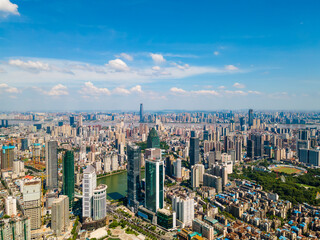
[97,169,127,179]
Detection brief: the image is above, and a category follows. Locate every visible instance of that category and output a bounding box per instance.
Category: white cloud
[130,85,143,93]
[224,90,248,96]
[214,51,219,56]
[192,90,219,96]
[152,66,161,71]
[233,82,245,89]
[0,83,19,93]
[47,84,68,96]
[113,87,131,95]
[248,90,262,95]
[0,0,19,17]
[116,53,133,61]
[170,87,219,96]
[79,82,110,96]
[218,86,226,89]
[150,53,165,64]
[106,59,129,71]
[225,65,239,71]
[9,59,51,71]
[170,87,187,94]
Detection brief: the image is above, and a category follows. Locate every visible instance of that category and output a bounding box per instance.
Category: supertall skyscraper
[189,137,200,166]
[63,151,75,208]
[140,103,143,122]
[145,158,164,213]
[248,109,254,127]
[127,143,141,211]
[46,141,58,189]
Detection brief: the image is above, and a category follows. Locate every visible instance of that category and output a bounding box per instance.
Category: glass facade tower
[147,128,160,149]
[63,150,75,208]
[145,158,164,212]
[127,143,141,211]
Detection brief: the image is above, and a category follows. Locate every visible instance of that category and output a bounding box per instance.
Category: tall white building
[104,155,111,173]
[52,195,69,236]
[111,153,119,171]
[82,165,96,219]
[191,164,204,189]
[5,196,17,216]
[93,184,107,221]
[12,160,24,179]
[172,196,194,226]
[23,179,41,230]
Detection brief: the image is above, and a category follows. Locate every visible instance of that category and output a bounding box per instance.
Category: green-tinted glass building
[147,128,160,149]
[145,158,164,212]
[63,150,75,208]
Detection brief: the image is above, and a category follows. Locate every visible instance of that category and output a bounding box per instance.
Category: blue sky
[0,0,319,111]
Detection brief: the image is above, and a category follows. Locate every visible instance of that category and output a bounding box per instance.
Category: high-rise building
[172,196,194,226]
[191,164,204,189]
[147,128,160,149]
[23,179,41,230]
[140,103,144,123]
[145,158,164,212]
[5,196,17,216]
[173,158,182,181]
[1,146,14,170]
[248,109,253,127]
[189,137,200,166]
[46,141,58,190]
[82,165,96,219]
[70,116,75,126]
[0,216,31,240]
[203,173,222,193]
[63,151,75,208]
[127,143,141,211]
[21,138,28,151]
[247,139,254,158]
[93,184,107,221]
[51,195,69,236]
[251,134,264,158]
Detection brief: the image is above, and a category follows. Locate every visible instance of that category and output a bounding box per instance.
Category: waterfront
[97,170,145,200]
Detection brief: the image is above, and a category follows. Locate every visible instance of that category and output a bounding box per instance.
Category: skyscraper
[63,151,75,208]
[52,195,69,236]
[147,128,160,149]
[172,196,194,226]
[191,164,204,189]
[189,137,200,166]
[82,165,96,219]
[46,141,58,190]
[23,179,41,230]
[21,138,28,151]
[127,143,141,211]
[70,116,75,126]
[145,158,164,213]
[247,139,254,159]
[93,184,107,221]
[140,103,143,122]
[1,146,14,170]
[248,109,254,127]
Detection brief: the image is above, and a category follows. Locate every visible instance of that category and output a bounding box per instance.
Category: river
[97,170,145,200]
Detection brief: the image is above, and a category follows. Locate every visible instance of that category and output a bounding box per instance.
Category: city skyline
[0,0,320,111]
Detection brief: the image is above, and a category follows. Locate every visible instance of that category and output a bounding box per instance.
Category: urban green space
[230,167,320,205]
